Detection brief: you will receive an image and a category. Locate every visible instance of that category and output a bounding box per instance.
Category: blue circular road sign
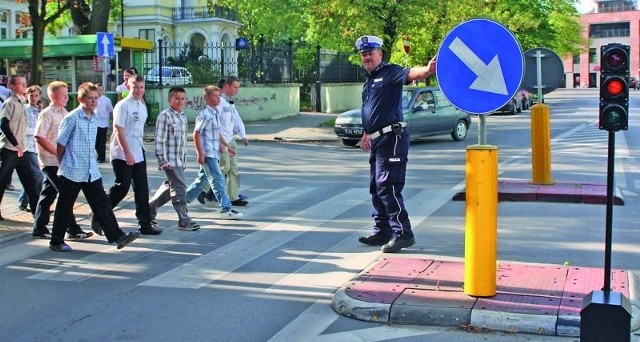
[436,19,524,115]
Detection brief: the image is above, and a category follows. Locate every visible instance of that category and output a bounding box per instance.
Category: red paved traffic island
[332,258,639,337]
[452,178,624,205]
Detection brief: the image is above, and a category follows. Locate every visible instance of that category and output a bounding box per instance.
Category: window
[573,54,580,64]
[598,0,636,13]
[589,22,630,38]
[139,29,155,41]
[14,12,30,38]
[589,49,597,64]
[1,10,8,39]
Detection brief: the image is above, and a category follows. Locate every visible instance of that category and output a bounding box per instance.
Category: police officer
[356,35,436,253]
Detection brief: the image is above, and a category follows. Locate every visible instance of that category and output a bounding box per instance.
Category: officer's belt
[369,122,406,140]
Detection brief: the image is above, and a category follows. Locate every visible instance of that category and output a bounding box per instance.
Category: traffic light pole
[604,131,615,292]
[580,43,631,341]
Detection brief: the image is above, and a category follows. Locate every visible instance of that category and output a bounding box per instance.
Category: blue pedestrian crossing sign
[436,19,524,115]
[96,32,115,58]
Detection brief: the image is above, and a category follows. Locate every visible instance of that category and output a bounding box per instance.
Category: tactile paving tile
[559,267,628,316]
[363,258,432,277]
[345,280,409,304]
[496,263,568,297]
[580,183,624,205]
[411,260,465,291]
[395,287,476,308]
[498,179,539,202]
[344,258,432,304]
[537,182,582,203]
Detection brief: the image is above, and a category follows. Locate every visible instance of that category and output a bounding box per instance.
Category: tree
[68,0,111,34]
[26,0,70,85]
[220,0,586,68]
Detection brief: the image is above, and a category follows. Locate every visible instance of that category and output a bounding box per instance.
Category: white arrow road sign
[448,37,508,95]
[101,34,111,57]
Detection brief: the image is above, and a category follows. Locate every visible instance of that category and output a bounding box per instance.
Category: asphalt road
[0,88,637,341]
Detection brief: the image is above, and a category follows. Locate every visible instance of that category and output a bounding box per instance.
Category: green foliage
[219,0,586,66]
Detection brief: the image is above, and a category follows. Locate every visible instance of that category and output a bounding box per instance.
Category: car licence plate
[345,128,363,135]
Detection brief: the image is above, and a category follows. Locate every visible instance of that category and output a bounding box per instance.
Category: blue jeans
[18,151,43,208]
[185,157,231,211]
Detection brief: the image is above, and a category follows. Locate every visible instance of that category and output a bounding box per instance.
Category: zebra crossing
[0,182,458,296]
[1,116,629,291]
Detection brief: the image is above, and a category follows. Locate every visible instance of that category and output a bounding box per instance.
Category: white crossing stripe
[24,187,314,282]
[0,240,51,268]
[140,188,371,289]
[262,189,455,297]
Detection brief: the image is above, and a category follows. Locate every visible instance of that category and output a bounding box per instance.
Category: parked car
[494,95,522,115]
[146,66,193,86]
[334,87,472,147]
[629,76,638,90]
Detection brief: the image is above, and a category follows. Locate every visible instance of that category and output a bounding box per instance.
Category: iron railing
[172,5,237,21]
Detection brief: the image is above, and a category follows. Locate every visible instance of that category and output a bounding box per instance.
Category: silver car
[146,66,193,86]
[334,87,472,146]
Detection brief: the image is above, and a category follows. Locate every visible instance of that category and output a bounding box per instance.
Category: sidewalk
[143,111,340,143]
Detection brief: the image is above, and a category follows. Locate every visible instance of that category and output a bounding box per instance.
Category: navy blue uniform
[361,62,413,239]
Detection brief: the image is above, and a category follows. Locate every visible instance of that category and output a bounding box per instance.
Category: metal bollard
[531,103,554,185]
[464,145,498,297]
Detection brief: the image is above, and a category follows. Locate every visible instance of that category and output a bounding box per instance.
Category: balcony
[173,5,237,22]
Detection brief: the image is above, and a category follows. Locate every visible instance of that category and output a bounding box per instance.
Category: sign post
[437,19,523,297]
[96,32,115,91]
[522,47,564,185]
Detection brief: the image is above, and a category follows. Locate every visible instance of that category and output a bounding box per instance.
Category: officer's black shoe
[358,234,391,246]
[381,236,415,253]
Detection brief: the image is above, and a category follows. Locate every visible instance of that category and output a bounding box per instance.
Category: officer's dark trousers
[369,129,413,238]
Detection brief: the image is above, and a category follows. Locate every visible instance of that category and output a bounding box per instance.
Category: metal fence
[143,39,365,86]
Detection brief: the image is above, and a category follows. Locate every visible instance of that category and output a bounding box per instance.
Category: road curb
[628,271,640,332]
[331,285,391,324]
[470,307,558,336]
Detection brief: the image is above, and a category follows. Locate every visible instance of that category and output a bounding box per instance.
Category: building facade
[115,0,241,75]
[567,0,639,88]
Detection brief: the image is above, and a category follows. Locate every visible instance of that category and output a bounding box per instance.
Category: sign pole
[478,115,486,145]
[436,19,523,297]
[102,57,109,90]
[536,50,544,103]
[527,48,557,185]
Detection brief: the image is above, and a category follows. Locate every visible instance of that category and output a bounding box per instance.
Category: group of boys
[0,73,249,252]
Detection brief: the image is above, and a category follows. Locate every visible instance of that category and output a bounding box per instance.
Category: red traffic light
[604,78,626,97]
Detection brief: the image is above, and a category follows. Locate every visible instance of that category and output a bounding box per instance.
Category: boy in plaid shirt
[149,86,200,230]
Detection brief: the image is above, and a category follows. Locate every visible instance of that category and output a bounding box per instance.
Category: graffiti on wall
[184,93,277,111]
[234,93,277,111]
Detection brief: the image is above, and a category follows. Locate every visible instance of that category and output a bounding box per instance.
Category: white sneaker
[220,209,243,220]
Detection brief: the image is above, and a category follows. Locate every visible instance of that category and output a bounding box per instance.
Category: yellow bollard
[464,145,498,297]
[531,103,554,185]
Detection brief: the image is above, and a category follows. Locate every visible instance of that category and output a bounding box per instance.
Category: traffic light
[599,43,630,131]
